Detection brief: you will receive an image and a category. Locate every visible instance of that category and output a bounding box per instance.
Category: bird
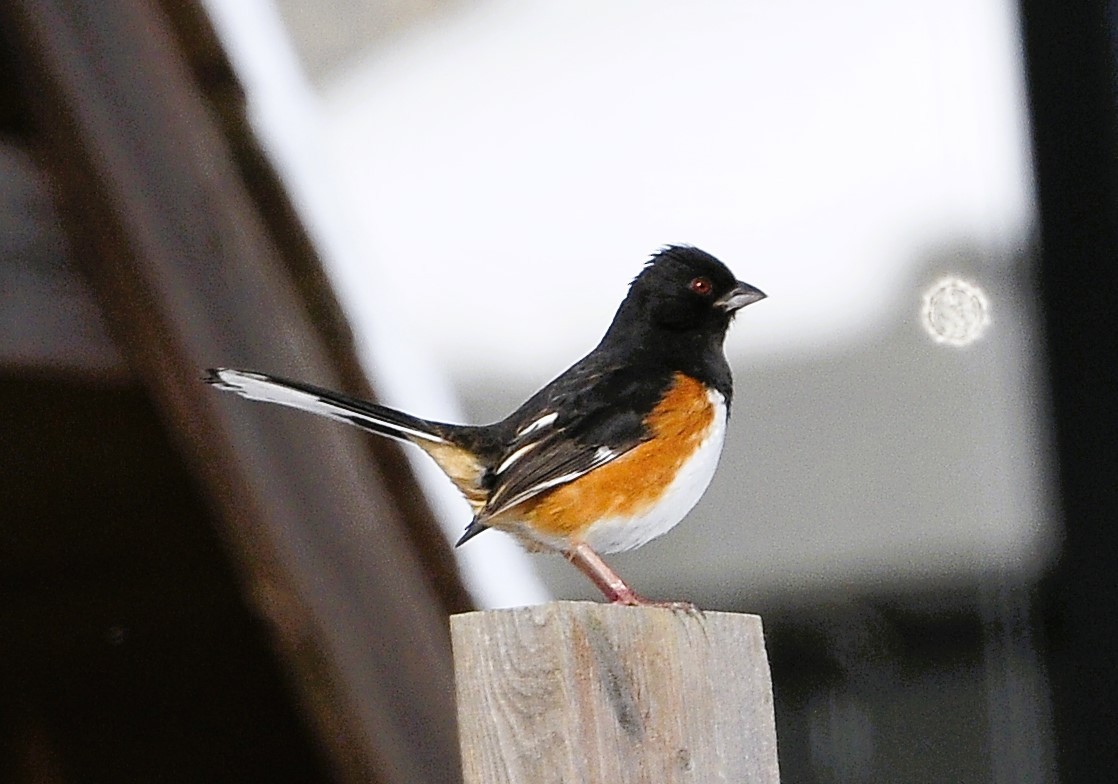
[205,245,765,608]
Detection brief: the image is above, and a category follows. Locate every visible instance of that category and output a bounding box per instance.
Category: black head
[603,246,765,346]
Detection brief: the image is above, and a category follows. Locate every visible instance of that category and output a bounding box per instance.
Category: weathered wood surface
[451,601,780,783]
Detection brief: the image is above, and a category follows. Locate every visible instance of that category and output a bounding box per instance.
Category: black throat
[597,316,735,408]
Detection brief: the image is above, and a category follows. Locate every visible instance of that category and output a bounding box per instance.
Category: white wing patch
[516,411,558,438]
[495,441,541,475]
[487,442,621,516]
[593,445,615,462]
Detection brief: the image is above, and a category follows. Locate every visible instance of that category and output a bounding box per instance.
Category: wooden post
[451,601,780,783]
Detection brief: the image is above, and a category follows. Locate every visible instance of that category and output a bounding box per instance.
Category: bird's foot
[565,542,702,615]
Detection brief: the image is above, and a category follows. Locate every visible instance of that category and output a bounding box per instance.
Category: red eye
[689,276,713,295]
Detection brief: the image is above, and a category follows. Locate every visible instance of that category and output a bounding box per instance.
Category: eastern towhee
[206,245,765,607]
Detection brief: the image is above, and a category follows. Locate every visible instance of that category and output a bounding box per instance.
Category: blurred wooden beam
[0,142,125,379]
[1,1,468,782]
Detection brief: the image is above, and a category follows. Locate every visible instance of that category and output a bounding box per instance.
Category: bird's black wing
[478,358,675,521]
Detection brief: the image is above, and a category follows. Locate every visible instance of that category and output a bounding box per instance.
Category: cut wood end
[450,599,763,627]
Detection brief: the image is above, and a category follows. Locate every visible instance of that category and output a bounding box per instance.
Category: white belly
[582,391,727,554]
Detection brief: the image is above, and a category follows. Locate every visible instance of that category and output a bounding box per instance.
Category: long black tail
[204,368,450,445]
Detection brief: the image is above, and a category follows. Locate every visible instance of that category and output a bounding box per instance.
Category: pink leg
[564,542,697,611]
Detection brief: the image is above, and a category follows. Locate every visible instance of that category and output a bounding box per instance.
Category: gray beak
[715,281,767,312]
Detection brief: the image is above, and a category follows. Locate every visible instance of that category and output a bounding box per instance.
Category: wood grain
[451,601,780,783]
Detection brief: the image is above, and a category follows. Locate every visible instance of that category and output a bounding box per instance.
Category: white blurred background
[205,0,1053,611]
